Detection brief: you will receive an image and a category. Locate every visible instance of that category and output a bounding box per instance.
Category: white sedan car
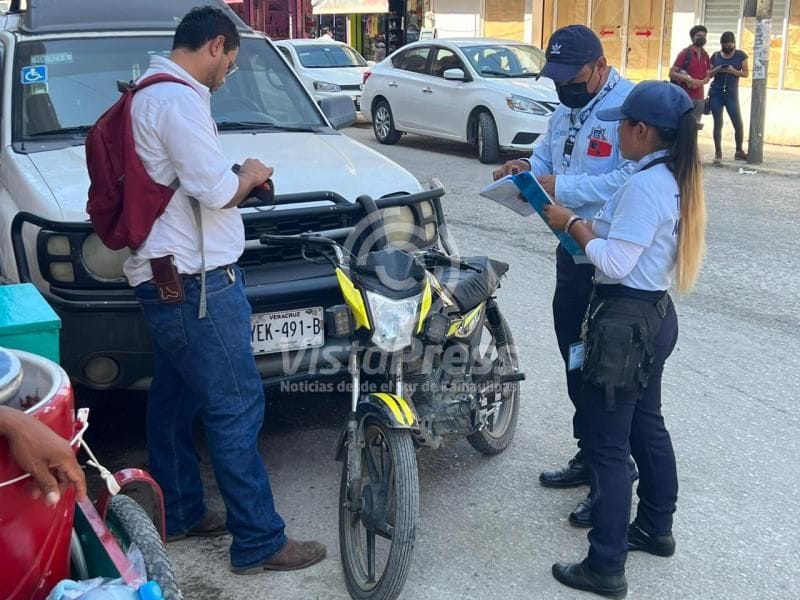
[361,38,560,163]
[275,39,369,111]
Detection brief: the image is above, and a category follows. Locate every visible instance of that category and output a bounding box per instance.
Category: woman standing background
[710,31,749,164]
[542,81,706,598]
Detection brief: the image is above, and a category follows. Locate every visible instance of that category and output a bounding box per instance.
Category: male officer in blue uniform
[494,25,636,526]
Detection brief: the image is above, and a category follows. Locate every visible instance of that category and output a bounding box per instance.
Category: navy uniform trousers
[580,289,680,575]
[553,243,595,442]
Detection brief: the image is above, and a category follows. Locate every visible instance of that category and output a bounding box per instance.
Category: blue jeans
[580,296,679,575]
[134,266,287,568]
[710,89,744,154]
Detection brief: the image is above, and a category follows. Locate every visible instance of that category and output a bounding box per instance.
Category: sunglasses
[225,62,239,77]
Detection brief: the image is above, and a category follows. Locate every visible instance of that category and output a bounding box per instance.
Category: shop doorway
[484,0,526,41]
[541,0,675,82]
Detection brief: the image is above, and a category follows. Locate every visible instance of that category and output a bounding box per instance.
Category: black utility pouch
[582,298,659,410]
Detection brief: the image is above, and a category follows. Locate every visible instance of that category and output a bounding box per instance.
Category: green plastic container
[0,283,61,363]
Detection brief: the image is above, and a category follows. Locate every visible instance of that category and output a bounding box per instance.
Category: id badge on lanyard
[560,75,618,171]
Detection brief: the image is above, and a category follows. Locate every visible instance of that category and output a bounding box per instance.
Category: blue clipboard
[511,171,586,258]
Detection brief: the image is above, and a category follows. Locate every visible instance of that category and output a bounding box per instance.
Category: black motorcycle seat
[435,256,509,312]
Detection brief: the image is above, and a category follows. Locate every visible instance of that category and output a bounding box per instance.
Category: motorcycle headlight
[313,81,341,92]
[81,234,130,282]
[506,95,549,116]
[365,290,422,353]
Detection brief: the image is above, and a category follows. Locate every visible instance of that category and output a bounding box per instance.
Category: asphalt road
[85,124,800,600]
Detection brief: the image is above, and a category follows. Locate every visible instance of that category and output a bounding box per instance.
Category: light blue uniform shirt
[528,68,636,220]
[592,150,680,291]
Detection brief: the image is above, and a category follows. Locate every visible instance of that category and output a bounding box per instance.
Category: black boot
[628,521,675,557]
[569,493,593,528]
[552,560,627,599]
[540,450,589,488]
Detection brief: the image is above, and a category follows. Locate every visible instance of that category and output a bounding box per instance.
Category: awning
[312,0,388,15]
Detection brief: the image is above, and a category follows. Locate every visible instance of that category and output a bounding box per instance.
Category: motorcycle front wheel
[339,418,419,600]
[466,304,521,455]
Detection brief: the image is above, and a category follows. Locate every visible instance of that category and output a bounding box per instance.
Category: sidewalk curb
[702,159,797,177]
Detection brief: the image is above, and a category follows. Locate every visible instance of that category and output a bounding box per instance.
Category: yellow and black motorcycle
[261,192,523,600]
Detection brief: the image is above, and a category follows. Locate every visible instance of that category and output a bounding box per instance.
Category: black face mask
[722,45,736,54]
[694,37,707,47]
[557,68,598,109]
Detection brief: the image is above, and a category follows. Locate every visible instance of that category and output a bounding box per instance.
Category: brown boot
[166,510,228,542]
[231,538,327,574]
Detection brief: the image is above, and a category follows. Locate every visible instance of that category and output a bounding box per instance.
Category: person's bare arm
[731,58,749,78]
[0,406,87,504]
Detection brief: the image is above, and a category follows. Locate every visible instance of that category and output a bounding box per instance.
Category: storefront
[700,0,800,143]
[225,0,314,39]
[703,0,800,92]
[312,0,433,61]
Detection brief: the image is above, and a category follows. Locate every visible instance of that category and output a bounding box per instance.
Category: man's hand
[492,159,530,181]
[227,158,275,208]
[542,203,574,231]
[240,158,274,187]
[537,175,556,197]
[0,406,87,505]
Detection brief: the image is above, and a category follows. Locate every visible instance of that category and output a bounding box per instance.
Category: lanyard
[561,70,621,170]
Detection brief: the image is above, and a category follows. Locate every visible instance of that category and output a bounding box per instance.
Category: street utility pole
[745,0,773,165]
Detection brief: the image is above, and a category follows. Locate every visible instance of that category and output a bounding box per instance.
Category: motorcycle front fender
[358,393,417,429]
[334,393,417,461]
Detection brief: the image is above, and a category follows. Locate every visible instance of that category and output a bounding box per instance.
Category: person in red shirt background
[670,25,712,129]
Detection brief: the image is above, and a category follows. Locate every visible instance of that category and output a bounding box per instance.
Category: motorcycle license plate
[250,307,324,355]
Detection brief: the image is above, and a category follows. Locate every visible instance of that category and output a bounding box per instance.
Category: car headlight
[313,81,342,92]
[366,290,421,353]
[506,95,549,116]
[382,206,416,246]
[81,233,130,282]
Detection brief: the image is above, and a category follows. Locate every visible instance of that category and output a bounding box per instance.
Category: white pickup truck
[1,0,450,390]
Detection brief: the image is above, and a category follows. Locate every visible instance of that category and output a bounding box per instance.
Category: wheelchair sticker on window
[21,65,48,85]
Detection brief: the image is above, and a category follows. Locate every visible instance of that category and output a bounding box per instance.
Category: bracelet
[564,215,581,234]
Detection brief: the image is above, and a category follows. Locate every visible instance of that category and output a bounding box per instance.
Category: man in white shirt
[128,6,325,574]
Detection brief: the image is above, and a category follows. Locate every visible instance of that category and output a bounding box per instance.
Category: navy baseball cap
[597,81,694,130]
[540,25,604,83]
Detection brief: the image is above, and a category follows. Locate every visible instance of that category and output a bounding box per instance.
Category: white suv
[2,0,450,390]
[361,38,560,163]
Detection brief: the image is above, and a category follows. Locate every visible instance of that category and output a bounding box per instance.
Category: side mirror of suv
[320,96,357,130]
[443,68,467,81]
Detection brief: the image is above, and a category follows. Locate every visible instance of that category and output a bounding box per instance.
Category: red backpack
[85,74,192,250]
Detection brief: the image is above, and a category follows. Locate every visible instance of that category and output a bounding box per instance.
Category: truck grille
[240,210,356,266]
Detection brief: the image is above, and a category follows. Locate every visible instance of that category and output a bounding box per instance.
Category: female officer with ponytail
[543,81,706,599]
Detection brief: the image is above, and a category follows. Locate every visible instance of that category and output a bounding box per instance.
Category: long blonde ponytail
[668,112,707,292]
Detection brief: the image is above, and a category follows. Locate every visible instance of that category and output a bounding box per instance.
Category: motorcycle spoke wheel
[339,420,418,600]
[466,310,521,454]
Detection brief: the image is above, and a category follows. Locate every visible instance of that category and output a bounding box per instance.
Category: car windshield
[294,44,366,68]
[13,35,326,148]
[461,44,546,78]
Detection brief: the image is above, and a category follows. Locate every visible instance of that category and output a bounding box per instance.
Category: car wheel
[477,111,501,164]
[373,100,402,145]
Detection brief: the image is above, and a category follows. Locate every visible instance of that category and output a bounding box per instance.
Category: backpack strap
[681,46,692,71]
[167,178,208,320]
[189,197,207,320]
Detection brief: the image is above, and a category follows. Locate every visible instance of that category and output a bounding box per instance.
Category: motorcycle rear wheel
[339,419,419,600]
[466,307,521,455]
